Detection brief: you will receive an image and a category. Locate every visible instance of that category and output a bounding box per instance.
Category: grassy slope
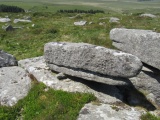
[0,0,160,13]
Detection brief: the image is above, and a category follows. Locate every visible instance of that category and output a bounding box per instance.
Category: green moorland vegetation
[0,0,160,119]
[0,81,96,120]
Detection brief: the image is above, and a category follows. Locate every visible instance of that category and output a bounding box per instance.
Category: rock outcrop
[0,50,18,67]
[44,42,142,80]
[0,66,31,106]
[19,56,123,104]
[110,28,160,70]
[19,56,160,109]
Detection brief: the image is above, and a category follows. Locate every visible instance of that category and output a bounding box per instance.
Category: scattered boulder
[78,103,145,120]
[14,19,31,23]
[109,17,120,23]
[23,16,31,20]
[0,66,31,106]
[32,24,35,27]
[2,25,14,31]
[0,18,11,22]
[44,42,142,79]
[99,22,105,26]
[74,21,87,26]
[89,22,93,25]
[110,28,160,70]
[140,13,156,18]
[0,50,18,67]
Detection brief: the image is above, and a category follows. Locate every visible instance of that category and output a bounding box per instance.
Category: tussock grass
[141,113,160,120]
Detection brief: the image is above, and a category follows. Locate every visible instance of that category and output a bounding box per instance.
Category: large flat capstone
[0,66,31,106]
[110,28,160,70]
[44,42,142,79]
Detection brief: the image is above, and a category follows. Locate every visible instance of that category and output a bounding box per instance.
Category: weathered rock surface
[110,28,160,70]
[0,18,11,22]
[44,42,142,79]
[18,56,123,104]
[0,66,31,106]
[77,103,144,120]
[0,50,18,67]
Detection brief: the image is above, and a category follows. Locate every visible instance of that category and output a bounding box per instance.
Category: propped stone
[130,67,160,108]
[0,66,31,106]
[18,56,123,104]
[77,103,145,120]
[110,28,160,70]
[44,42,142,79]
[0,50,18,67]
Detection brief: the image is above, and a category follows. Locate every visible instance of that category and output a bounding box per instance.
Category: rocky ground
[0,28,160,119]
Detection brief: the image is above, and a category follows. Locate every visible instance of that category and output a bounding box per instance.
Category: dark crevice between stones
[116,85,156,111]
[64,75,156,111]
[65,75,124,100]
[143,62,160,74]
[143,63,160,83]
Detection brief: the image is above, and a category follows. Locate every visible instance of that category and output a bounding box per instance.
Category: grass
[0,82,96,120]
[0,12,160,60]
[141,113,160,120]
